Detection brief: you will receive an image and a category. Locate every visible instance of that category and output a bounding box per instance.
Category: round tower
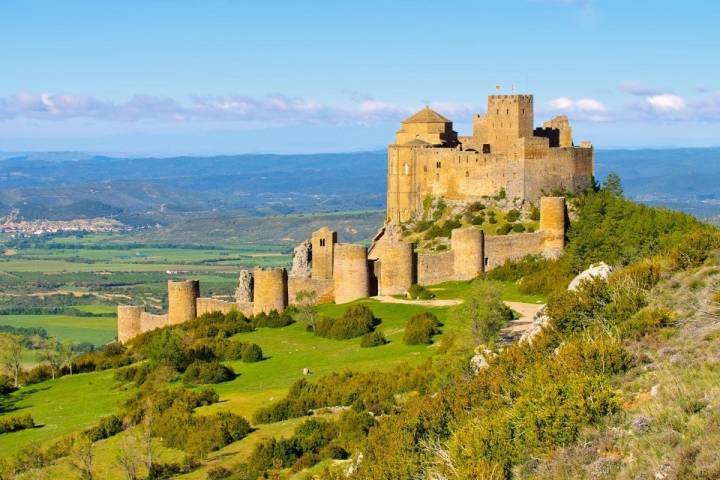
[167,280,200,325]
[117,305,143,344]
[333,244,370,304]
[540,196,566,258]
[253,267,288,315]
[378,241,414,296]
[451,227,484,280]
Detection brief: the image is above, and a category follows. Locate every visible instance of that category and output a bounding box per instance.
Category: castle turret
[117,305,143,344]
[377,240,414,296]
[333,244,370,304]
[167,280,199,325]
[311,227,337,280]
[253,267,288,315]
[451,227,485,280]
[540,196,566,258]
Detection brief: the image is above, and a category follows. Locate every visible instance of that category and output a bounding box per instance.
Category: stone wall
[117,305,143,344]
[288,276,334,304]
[417,250,455,285]
[139,312,168,334]
[333,244,369,304]
[168,280,199,326]
[484,231,545,270]
[253,267,288,315]
[196,297,236,316]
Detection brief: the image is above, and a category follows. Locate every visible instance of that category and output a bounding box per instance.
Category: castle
[387,94,593,222]
[117,93,594,344]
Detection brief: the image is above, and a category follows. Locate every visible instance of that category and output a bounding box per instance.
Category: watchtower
[311,227,337,280]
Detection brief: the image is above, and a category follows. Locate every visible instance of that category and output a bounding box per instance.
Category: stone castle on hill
[117,93,594,343]
[388,94,594,222]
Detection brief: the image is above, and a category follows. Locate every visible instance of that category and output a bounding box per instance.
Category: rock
[568,262,614,291]
[470,345,496,373]
[631,415,652,434]
[303,367,312,375]
[650,384,661,397]
[654,462,672,480]
[234,270,253,303]
[289,239,312,278]
[520,305,552,344]
[345,453,364,476]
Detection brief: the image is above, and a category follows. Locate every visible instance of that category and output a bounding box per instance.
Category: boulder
[289,239,312,278]
[519,305,551,344]
[568,262,614,291]
[234,270,253,303]
[470,345,495,373]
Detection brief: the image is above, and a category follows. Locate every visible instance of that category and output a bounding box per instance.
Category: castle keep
[117,91,594,343]
[387,94,593,223]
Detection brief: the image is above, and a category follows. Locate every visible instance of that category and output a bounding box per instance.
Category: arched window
[403,163,409,175]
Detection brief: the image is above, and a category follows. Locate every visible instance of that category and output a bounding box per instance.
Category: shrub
[506,209,521,222]
[467,201,486,212]
[241,343,263,363]
[414,220,433,233]
[471,215,485,225]
[670,229,720,270]
[530,205,541,221]
[432,199,447,222]
[143,329,191,371]
[489,216,498,224]
[360,331,388,348]
[621,307,676,339]
[84,414,123,441]
[403,312,440,345]
[497,223,512,235]
[183,360,236,384]
[407,284,435,300]
[315,305,375,340]
[0,413,34,434]
[252,310,294,328]
[512,223,526,233]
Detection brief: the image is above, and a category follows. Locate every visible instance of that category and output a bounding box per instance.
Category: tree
[117,434,140,480]
[71,436,95,480]
[37,338,61,380]
[603,172,623,197]
[295,290,318,332]
[450,281,513,347]
[0,333,23,388]
[59,340,76,375]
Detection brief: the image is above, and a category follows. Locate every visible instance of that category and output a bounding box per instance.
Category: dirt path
[502,301,544,341]
[372,295,463,307]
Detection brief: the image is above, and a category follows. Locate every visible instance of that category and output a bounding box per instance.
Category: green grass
[0,370,131,457]
[428,280,546,304]
[0,314,117,345]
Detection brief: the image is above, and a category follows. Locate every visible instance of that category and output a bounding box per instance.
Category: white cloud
[646,94,686,111]
[546,97,608,120]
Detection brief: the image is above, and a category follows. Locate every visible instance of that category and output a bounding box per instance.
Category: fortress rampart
[117,90,589,342]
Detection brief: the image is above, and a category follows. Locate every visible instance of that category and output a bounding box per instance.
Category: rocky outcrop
[519,305,551,344]
[289,239,312,278]
[470,345,496,373]
[234,270,254,303]
[568,262,613,291]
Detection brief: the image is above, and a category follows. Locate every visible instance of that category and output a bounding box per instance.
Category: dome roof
[401,106,451,124]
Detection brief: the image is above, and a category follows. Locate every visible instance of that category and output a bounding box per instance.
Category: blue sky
[0,0,718,155]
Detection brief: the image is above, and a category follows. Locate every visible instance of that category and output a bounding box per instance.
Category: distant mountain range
[1,147,719,225]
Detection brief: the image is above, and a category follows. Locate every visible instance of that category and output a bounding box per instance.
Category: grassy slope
[0,313,117,345]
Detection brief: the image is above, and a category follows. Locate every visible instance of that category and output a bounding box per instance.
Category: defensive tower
[253,267,288,315]
[311,227,337,280]
[377,240,414,296]
[451,227,485,280]
[540,196,566,258]
[333,244,370,304]
[117,305,143,344]
[167,280,199,325]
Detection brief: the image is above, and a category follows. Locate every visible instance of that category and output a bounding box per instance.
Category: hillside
[2,186,720,479]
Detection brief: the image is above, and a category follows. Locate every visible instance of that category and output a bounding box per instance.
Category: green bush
[530,205,541,221]
[512,223,526,233]
[621,307,676,339]
[84,414,123,441]
[315,305,376,340]
[183,360,236,384]
[252,310,294,328]
[467,201,486,213]
[471,215,485,225]
[360,331,388,348]
[506,209,520,222]
[407,284,435,300]
[497,223,512,235]
[670,229,720,270]
[0,413,34,434]
[241,343,263,363]
[403,312,440,345]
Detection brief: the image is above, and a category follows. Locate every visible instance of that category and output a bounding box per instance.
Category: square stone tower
[311,227,337,280]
